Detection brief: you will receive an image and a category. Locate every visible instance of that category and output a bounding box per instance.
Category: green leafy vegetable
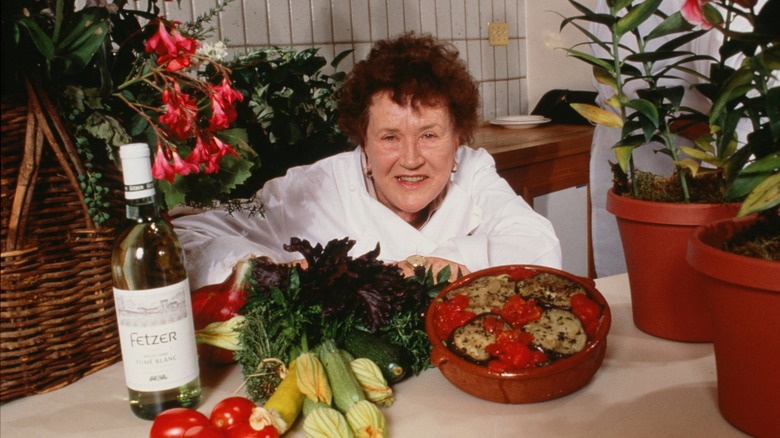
[234,237,450,401]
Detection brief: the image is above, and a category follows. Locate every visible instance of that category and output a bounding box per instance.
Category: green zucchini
[343,330,410,384]
[318,338,365,413]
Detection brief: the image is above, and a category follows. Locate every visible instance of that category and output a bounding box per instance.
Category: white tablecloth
[0,273,747,437]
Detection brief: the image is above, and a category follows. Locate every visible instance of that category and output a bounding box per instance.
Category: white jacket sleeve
[430,147,562,270]
[173,199,292,289]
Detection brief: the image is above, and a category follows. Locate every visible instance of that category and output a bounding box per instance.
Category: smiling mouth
[397,176,425,183]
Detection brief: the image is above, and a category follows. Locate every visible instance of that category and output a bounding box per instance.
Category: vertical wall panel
[267,0,292,45]
[311,0,333,44]
[163,0,194,24]
[434,0,452,40]
[450,0,466,39]
[244,0,270,46]
[403,0,422,33]
[331,1,353,42]
[351,0,372,42]
[386,1,406,37]
[220,0,247,46]
[290,0,313,44]
[420,0,437,35]
[464,0,480,40]
[369,0,390,41]
[189,0,530,119]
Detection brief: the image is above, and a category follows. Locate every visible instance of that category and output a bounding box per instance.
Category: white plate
[490,116,551,129]
[493,115,547,124]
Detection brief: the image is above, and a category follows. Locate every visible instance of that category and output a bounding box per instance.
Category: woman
[174,33,561,289]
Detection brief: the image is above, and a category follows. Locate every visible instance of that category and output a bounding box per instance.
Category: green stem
[662,125,691,201]
[53,0,64,44]
[610,4,635,197]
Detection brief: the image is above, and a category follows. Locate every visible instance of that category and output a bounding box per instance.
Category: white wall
[525,0,597,108]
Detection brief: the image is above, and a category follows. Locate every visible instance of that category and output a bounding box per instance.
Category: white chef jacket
[174,146,562,289]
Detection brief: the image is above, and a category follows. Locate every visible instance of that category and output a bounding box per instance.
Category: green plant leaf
[570,103,623,128]
[679,146,723,167]
[331,49,353,68]
[15,18,55,61]
[739,152,780,175]
[737,172,780,217]
[624,98,659,128]
[84,111,133,146]
[728,153,780,200]
[593,66,617,90]
[608,0,634,11]
[675,158,702,176]
[710,68,753,123]
[646,11,694,41]
[562,49,615,72]
[56,8,110,75]
[615,0,662,36]
[158,178,188,208]
[614,145,635,174]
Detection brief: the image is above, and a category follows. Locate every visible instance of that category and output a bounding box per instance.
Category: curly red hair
[338,32,481,147]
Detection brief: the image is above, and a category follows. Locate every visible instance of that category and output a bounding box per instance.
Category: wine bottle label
[113,280,200,392]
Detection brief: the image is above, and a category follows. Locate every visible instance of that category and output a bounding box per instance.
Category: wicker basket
[1,79,123,402]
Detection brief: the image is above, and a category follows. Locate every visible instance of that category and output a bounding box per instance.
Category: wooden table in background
[474,123,594,206]
[473,123,595,276]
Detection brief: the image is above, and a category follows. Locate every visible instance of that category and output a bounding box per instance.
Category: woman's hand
[397,256,469,281]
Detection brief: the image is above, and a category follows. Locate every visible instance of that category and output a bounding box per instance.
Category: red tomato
[209,396,256,430]
[225,423,279,438]
[571,293,601,337]
[493,295,542,327]
[183,425,226,438]
[433,294,476,339]
[481,315,504,334]
[150,408,212,438]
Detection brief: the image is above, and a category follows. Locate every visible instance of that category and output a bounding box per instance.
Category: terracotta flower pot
[687,214,780,437]
[606,189,739,341]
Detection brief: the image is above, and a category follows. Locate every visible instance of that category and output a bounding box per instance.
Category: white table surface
[0,273,747,437]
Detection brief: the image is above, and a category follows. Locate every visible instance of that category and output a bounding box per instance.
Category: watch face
[406,255,426,268]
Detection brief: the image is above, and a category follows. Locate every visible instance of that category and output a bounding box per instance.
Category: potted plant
[684,0,779,429]
[561,0,777,342]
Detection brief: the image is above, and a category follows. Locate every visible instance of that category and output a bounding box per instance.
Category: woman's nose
[399,139,424,168]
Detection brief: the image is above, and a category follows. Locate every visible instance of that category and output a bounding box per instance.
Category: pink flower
[185,134,210,168]
[145,21,178,56]
[681,0,713,29]
[159,84,198,141]
[210,134,238,159]
[171,149,199,176]
[183,133,238,174]
[152,144,175,183]
[145,20,200,72]
[208,79,243,131]
[208,98,229,131]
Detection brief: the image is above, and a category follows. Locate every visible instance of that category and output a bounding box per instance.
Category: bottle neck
[125,194,160,222]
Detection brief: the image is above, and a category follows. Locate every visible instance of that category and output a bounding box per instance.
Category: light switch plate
[488,21,509,46]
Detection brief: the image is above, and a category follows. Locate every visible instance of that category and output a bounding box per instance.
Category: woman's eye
[382,134,397,142]
[422,132,436,140]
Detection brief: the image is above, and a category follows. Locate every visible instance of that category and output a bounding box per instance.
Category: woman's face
[363,91,459,227]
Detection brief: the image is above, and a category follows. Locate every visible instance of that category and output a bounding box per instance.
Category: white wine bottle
[111,143,202,420]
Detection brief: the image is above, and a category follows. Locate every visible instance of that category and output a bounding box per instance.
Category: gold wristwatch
[406,255,427,278]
